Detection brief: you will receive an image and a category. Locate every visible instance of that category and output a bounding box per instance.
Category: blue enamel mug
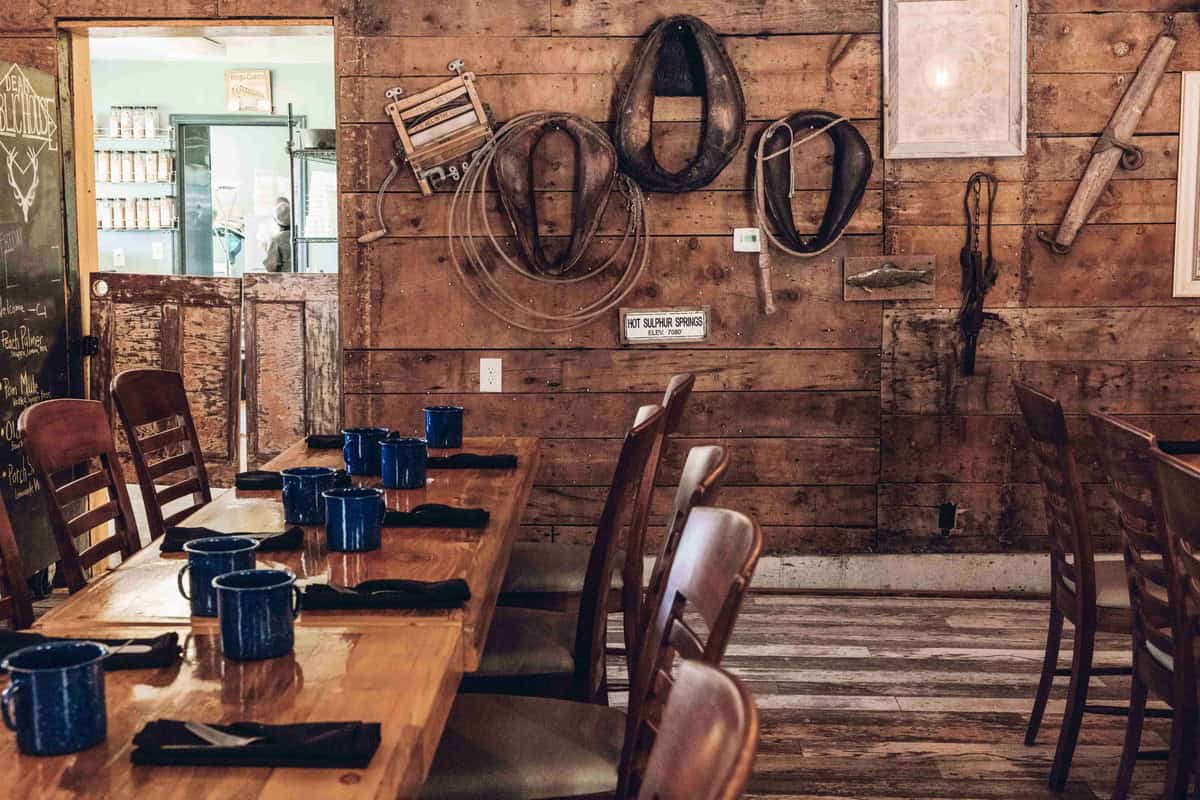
[424,406,464,449]
[380,437,427,490]
[177,536,258,617]
[323,487,386,552]
[342,427,389,475]
[213,569,301,661]
[281,466,338,524]
[2,641,109,755]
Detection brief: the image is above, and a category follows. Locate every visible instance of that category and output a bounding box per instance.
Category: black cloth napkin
[0,631,181,671]
[1160,440,1200,456]
[300,578,470,610]
[306,433,344,449]
[382,504,489,529]
[160,526,304,554]
[131,720,381,768]
[427,453,518,470]
[234,469,354,491]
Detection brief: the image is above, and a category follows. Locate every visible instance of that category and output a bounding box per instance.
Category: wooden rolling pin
[1038,15,1176,254]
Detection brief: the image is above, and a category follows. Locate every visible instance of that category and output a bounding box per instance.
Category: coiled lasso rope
[447,112,650,333]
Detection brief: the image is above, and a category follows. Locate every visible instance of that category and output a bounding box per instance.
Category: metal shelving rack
[286,104,337,272]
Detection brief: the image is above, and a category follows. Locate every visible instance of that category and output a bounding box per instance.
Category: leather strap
[493,113,616,277]
[614,15,745,193]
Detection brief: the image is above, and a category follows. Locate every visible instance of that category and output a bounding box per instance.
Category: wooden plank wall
[3,0,1197,561]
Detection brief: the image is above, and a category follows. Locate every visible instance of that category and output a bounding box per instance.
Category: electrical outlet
[112,248,126,268]
[480,357,502,393]
[151,242,164,260]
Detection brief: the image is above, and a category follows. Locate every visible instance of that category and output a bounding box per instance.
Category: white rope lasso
[447,112,650,333]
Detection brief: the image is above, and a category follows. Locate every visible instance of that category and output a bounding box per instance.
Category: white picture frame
[883,0,1027,159]
[1174,72,1200,298]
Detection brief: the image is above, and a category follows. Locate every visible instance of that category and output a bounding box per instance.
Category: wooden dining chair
[19,399,142,593]
[1149,450,1200,799]
[498,372,696,619]
[1013,382,1132,792]
[421,505,762,800]
[0,496,33,630]
[111,368,212,541]
[462,406,665,702]
[634,660,758,800]
[1091,412,1179,799]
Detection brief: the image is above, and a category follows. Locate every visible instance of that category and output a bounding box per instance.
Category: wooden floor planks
[708,594,1172,800]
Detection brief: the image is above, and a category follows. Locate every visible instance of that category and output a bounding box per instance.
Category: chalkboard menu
[0,61,71,574]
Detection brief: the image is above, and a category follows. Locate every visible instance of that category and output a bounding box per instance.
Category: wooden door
[89,274,241,485]
[243,273,339,468]
[0,59,74,574]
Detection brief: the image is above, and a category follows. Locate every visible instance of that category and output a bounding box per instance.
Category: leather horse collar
[757,110,872,256]
[614,15,745,193]
[492,113,616,277]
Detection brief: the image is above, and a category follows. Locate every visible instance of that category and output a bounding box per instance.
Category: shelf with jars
[97,196,178,232]
[95,148,175,187]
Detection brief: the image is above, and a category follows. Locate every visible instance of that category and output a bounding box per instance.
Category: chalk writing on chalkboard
[0,60,70,574]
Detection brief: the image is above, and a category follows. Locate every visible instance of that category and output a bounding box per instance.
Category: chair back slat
[635,661,758,800]
[618,505,762,797]
[621,374,696,660]
[1151,451,1200,694]
[19,399,141,593]
[1091,412,1178,677]
[111,369,212,542]
[1013,381,1095,607]
[0,497,33,629]
[573,406,666,703]
[644,445,730,634]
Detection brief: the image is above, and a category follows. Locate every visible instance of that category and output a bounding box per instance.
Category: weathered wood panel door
[89,274,241,485]
[243,273,339,468]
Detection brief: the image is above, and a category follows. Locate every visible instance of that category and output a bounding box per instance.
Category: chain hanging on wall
[447,112,650,333]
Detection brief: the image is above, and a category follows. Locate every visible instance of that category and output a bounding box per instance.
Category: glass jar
[157,151,173,183]
[133,152,146,183]
[112,198,126,230]
[118,106,133,139]
[162,196,176,228]
[135,197,149,229]
[124,197,138,229]
[95,150,110,182]
[148,197,161,229]
[144,106,157,139]
[97,199,111,230]
[120,151,134,183]
[107,107,121,138]
[132,107,145,139]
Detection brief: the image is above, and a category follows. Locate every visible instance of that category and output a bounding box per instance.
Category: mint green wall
[90,61,334,128]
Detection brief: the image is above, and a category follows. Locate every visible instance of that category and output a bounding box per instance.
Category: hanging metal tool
[357,59,495,244]
[1037,15,1176,254]
[959,172,1000,376]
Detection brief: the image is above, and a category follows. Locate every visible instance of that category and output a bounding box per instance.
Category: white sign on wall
[619,307,708,344]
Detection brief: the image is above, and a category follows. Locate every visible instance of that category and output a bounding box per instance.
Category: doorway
[60,21,341,514]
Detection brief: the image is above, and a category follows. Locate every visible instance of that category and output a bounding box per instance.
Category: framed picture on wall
[226,69,273,113]
[1174,73,1200,297]
[882,0,1027,158]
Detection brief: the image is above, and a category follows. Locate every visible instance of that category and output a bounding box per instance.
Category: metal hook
[448,59,465,76]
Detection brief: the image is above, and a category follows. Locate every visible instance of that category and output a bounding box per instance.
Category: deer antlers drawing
[0,143,41,223]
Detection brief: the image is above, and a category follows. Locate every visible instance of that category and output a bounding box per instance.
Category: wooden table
[36,436,540,670]
[6,624,462,799]
[15,435,539,797]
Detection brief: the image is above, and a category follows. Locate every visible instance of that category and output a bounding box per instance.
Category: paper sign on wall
[619,307,708,344]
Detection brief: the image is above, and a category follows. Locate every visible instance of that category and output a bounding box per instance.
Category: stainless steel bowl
[297,128,336,150]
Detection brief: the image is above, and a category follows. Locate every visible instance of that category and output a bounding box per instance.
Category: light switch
[733,227,761,253]
[480,358,502,393]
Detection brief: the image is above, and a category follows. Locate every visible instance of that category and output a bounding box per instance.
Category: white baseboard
[747,553,1061,594]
